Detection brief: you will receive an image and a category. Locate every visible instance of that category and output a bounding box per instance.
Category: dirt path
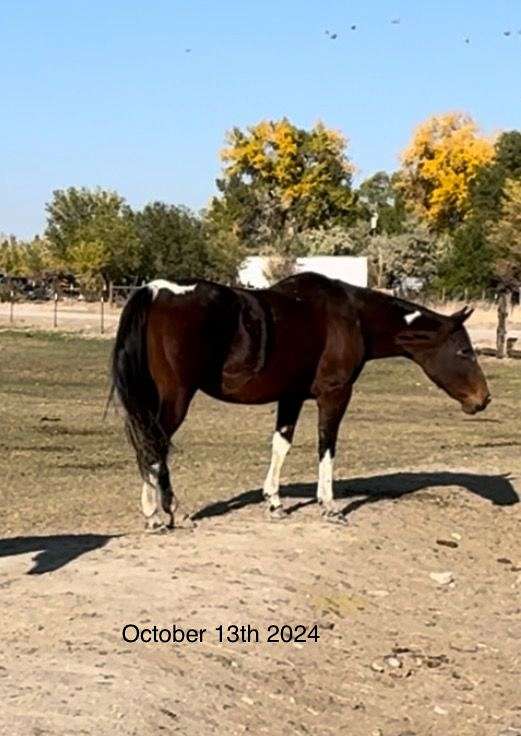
[1,473,520,736]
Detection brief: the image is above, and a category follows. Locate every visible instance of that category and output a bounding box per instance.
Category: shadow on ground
[0,534,117,575]
[193,470,519,521]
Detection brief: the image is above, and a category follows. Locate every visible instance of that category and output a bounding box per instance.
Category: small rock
[367,590,390,597]
[384,656,402,669]
[437,539,459,548]
[371,661,385,673]
[497,557,512,565]
[241,695,254,706]
[430,571,454,585]
[451,532,462,540]
[450,640,478,653]
[434,705,448,715]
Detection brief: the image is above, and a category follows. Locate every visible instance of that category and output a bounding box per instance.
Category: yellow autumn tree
[214,118,356,250]
[399,112,494,231]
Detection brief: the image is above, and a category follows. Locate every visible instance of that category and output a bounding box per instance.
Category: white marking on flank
[148,279,197,299]
[404,310,422,325]
[317,450,334,505]
[263,431,291,508]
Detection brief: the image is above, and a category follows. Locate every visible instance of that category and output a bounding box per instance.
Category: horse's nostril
[485,393,492,406]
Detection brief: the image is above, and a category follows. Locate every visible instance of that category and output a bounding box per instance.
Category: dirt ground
[1,331,520,736]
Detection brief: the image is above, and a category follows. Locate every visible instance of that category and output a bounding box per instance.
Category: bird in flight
[350,25,357,31]
[503,30,512,37]
[185,48,191,53]
[391,18,401,25]
[464,37,470,44]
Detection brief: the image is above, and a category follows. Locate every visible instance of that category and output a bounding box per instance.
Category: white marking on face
[148,279,197,299]
[317,450,333,505]
[404,310,422,325]
[263,431,291,507]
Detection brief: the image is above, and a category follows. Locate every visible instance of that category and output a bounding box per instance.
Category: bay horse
[111,272,490,531]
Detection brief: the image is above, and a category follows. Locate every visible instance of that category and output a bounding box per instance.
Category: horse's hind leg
[263,395,303,519]
[140,388,194,531]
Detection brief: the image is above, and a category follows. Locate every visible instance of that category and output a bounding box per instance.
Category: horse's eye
[457,348,474,360]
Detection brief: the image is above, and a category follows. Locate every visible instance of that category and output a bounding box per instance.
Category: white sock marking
[404,310,422,325]
[141,463,161,518]
[148,279,197,299]
[317,450,334,505]
[263,431,291,508]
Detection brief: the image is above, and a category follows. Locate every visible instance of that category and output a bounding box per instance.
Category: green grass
[1,329,519,536]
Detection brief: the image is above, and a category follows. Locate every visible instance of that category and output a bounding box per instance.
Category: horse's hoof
[267,505,287,521]
[145,522,169,534]
[321,509,348,525]
[176,514,196,530]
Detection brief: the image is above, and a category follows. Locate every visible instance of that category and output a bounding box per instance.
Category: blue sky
[1,0,520,238]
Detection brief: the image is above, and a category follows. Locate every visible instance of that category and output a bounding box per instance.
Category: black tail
[110,286,167,479]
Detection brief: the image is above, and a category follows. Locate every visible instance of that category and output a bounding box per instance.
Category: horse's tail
[109,286,166,479]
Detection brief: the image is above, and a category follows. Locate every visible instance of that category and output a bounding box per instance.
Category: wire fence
[0,291,120,335]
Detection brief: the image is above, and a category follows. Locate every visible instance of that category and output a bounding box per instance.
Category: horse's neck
[357,292,414,360]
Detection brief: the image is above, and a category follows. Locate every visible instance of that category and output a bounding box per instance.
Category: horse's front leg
[263,395,304,519]
[316,386,352,523]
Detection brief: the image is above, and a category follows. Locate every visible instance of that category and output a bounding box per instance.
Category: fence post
[100,295,105,335]
[109,281,114,307]
[9,291,14,324]
[53,291,58,328]
[496,291,508,359]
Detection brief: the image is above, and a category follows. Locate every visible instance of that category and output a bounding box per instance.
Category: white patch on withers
[263,431,291,509]
[404,309,422,325]
[148,279,197,300]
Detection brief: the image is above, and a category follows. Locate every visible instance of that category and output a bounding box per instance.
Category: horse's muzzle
[461,392,492,415]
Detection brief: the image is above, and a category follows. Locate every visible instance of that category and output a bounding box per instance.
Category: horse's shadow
[0,533,117,575]
[193,470,519,521]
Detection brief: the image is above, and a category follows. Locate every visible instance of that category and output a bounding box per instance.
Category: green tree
[357,171,406,235]
[212,118,356,250]
[469,130,521,223]
[45,187,139,288]
[488,178,521,288]
[0,236,54,278]
[295,224,361,256]
[362,219,446,289]
[134,201,244,284]
[436,221,493,297]
[134,202,209,280]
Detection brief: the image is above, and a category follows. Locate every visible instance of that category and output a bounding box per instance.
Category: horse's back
[146,274,364,405]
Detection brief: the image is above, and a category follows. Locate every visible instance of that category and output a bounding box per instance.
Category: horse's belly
[201,363,313,405]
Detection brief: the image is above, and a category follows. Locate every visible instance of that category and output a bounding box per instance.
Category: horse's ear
[451,306,474,325]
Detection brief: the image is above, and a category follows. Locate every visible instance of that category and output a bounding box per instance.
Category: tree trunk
[496,291,508,359]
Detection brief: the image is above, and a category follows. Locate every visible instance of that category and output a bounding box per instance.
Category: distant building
[238,255,368,289]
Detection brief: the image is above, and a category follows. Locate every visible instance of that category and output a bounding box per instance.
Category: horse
[110,272,491,531]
